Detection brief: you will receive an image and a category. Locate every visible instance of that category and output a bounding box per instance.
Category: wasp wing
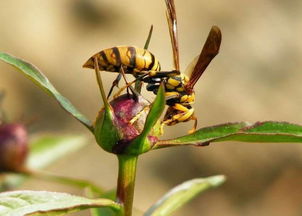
[165,0,180,71]
[185,26,222,92]
[184,55,199,78]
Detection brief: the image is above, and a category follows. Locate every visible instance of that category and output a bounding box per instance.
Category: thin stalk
[134,25,154,93]
[94,56,110,107]
[143,25,153,50]
[116,155,138,216]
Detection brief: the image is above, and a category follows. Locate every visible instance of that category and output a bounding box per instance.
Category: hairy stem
[116,155,138,216]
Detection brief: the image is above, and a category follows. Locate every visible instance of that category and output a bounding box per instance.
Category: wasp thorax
[0,123,28,173]
[94,94,160,154]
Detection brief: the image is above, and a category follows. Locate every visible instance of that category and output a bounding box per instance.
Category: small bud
[0,123,28,172]
[94,94,160,154]
[110,94,149,139]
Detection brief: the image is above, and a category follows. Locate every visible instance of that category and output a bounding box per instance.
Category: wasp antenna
[165,0,180,71]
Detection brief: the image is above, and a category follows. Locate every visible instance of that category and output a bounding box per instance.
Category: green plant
[1,1,302,216]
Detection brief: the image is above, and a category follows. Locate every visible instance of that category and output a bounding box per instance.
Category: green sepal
[94,105,120,153]
[125,84,165,155]
[153,121,302,149]
[28,135,88,170]
[0,52,93,131]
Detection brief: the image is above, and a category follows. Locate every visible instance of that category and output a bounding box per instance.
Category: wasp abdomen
[83,46,161,76]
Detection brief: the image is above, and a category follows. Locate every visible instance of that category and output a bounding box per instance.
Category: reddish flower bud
[0,123,28,172]
[110,94,149,140]
[94,94,160,154]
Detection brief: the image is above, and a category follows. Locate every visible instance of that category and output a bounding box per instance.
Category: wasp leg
[188,115,197,134]
[129,105,150,125]
[107,73,122,99]
[119,66,140,100]
[112,80,137,99]
[173,105,196,135]
[162,103,195,134]
[110,66,140,100]
[160,118,173,135]
[118,66,130,96]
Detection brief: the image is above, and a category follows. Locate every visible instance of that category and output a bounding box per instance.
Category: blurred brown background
[1,0,302,215]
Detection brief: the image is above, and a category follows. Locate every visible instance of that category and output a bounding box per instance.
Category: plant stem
[116,155,138,216]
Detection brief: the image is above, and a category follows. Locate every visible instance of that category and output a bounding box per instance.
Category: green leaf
[0,52,93,131]
[0,190,121,216]
[126,84,165,154]
[28,135,88,170]
[154,121,302,149]
[144,175,225,216]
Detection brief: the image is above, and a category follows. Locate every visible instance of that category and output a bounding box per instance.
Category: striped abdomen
[83,46,161,76]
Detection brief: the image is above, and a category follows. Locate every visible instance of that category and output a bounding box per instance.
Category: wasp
[82,44,163,97]
[83,25,176,97]
[83,46,161,76]
[141,0,222,133]
[82,25,181,98]
[83,0,221,134]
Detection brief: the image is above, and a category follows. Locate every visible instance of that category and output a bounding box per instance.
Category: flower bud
[94,94,160,154]
[0,123,28,172]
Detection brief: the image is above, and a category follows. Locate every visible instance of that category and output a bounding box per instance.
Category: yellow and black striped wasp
[82,46,159,97]
[83,0,221,134]
[141,0,222,133]
[83,26,179,98]
[83,46,161,77]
